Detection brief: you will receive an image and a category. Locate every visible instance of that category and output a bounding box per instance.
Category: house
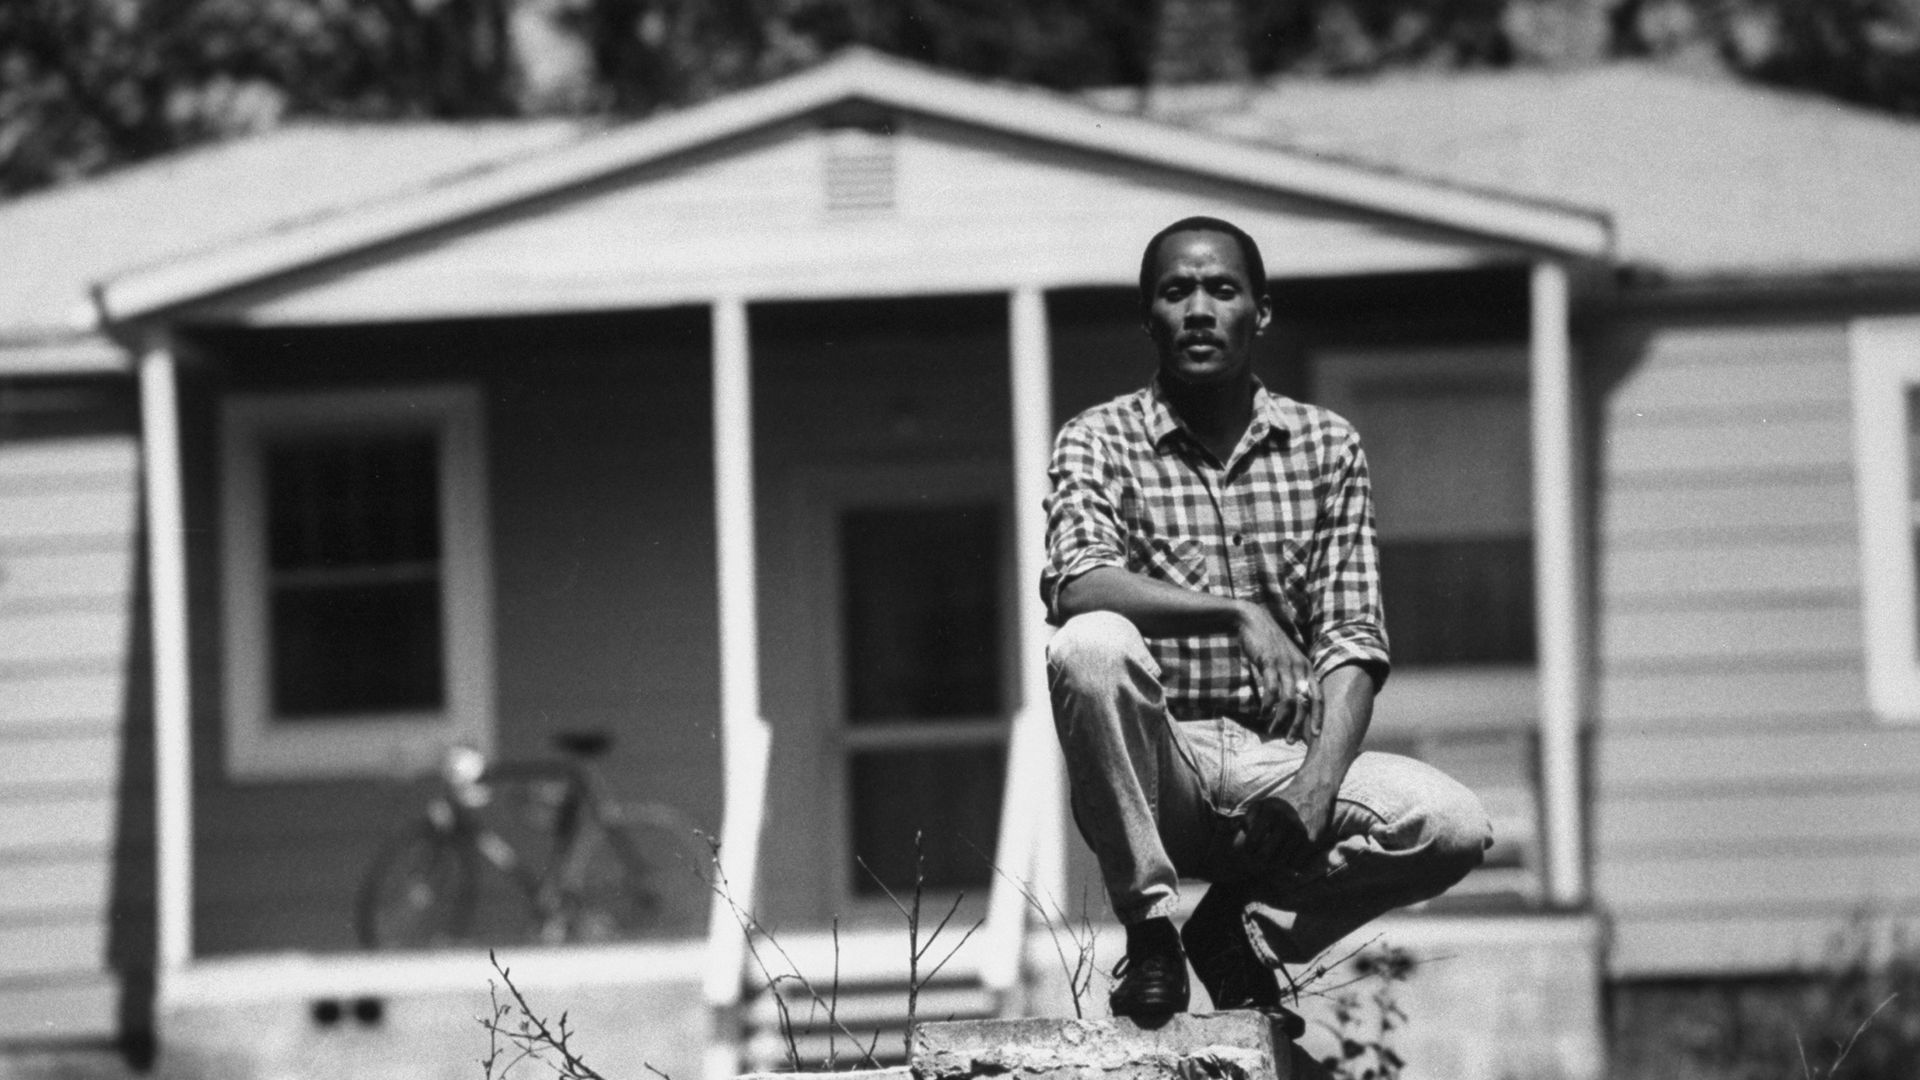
[2,47,1918,1080]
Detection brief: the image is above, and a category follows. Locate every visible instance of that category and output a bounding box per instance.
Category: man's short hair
[1137,216,1268,310]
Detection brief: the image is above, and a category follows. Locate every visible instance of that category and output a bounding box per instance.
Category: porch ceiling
[95,50,1610,329]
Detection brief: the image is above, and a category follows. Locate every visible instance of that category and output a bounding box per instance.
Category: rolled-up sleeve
[1040,421,1128,625]
[1306,430,1391,687]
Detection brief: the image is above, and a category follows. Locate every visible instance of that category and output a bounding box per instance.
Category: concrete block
[912,1013,1325,1080]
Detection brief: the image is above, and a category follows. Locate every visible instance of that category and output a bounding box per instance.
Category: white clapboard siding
[0,439,138,484]
[0,854,114,918]
[1606,351,1852,415]
[1601,539,1859,602]
[1596,785,1920,855]
[0,671,128,731]
[0,550,137,603]
[1600,602,1861,669]
[1602,472,1855,542]
[0,609,132,667]
[1602,412,1852,478]
[1597,724,1920,788]
[0,733,122,788]
[0,975,119,1041]
[0,428,138,1040]
[1611,909,1920,977]
[1601,663,1867,725]
[1596,849,1920,913]
[0,796,115,856]
[0,921,107,980]
[1590,315,1920,977]
[0,491,137,544]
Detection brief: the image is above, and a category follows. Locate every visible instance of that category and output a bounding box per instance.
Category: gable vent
[821,120,897,218]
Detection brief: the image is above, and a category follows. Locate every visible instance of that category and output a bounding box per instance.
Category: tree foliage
[5,0,1920,197]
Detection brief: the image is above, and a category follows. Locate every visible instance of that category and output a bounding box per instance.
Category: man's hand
[1240,664,1377,872]
[1241,771,1339,870]
[1235,602,1321,742]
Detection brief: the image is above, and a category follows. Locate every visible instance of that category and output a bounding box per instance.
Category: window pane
[1338,379,1533,667]
[267,433,440,571]
[271,579,445,717]
[841,505,1003,721]
[1379,537,1536,666]
[849,746,1004,896]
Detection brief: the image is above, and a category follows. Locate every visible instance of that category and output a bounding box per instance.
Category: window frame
[1850,316,1920,723]
[221,385,495,780]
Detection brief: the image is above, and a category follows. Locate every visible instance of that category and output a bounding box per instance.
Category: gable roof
[80,48,1608,327]
[13,50,1918,368]
[1121,63,1920,281]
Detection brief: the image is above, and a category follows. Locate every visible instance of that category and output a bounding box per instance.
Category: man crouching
[1042,216,1493,1017]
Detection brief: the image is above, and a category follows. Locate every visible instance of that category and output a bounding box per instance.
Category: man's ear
[1254,294,1274,335]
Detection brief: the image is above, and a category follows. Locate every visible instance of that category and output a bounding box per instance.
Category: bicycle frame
[440,747,622,943]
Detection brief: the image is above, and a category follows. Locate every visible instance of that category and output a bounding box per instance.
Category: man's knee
[1046,611,1153,690]
[1422,780,1494,885]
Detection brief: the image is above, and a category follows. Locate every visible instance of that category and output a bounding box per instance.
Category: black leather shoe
[1181,883,1284,1012]
[1108,945,1190,1017]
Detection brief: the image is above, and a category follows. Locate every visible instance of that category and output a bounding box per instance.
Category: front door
[804,466,1014,922]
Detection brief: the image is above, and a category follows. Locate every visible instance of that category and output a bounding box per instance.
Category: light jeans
[1047,611,1493,966]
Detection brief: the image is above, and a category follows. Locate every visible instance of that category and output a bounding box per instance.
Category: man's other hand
[1242,773,1338,870]
[1235,602,1321,742]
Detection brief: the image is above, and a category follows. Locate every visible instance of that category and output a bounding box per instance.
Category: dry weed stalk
[479,950,673,1080]
[858,830,986,1059]
[974,843,1100,1019]
[1797,993,1898,1080]
[708,852,886,1070]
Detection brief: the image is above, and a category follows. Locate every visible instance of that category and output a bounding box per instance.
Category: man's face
[1142,230,1272,388]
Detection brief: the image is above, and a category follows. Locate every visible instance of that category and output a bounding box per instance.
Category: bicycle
[356,731,710,949]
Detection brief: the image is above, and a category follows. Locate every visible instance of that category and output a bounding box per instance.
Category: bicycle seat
[552,731,612,759]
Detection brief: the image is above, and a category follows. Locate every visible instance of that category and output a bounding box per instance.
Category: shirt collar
[1143,376,1295,452]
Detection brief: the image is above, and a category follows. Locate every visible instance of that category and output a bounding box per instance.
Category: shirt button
[1231,533,1244,546]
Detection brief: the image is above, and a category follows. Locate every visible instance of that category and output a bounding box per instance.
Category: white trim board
[1850,316,1920,723]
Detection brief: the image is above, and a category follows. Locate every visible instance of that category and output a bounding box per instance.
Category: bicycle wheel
[562,813,710,942]
[356,827,480,949]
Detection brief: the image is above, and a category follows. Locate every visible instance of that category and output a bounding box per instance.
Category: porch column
[1529,260,1588,907]
[138,335,194,993]
[981,285,1066,1001]
[703,295,772,1078]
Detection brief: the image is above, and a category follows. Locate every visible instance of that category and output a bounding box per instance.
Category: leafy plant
[1301,943,1417,1080]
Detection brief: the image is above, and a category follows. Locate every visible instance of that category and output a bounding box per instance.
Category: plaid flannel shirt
[1041,378,1390,723]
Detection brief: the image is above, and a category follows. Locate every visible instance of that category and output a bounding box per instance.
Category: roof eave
[94,49,1612,326]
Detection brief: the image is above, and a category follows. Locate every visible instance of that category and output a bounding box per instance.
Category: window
[1314,350,1535,668]
[222,386,494,779]
[1851,317,1920,722]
